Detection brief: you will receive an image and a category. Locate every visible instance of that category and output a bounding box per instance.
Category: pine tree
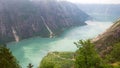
[74,40,104,68]
[27,63,33,68]
[0,44,21,68]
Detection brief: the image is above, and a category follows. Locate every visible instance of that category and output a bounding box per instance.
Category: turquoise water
[7,20,113,68]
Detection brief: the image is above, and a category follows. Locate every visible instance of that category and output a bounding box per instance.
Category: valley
[0,0,120,68]
[8,20,113,68]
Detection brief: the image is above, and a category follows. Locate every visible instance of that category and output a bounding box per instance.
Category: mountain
[0,0,89,43]
[93,19,120,57]
[77,4,120,21]
[78,4,120,15]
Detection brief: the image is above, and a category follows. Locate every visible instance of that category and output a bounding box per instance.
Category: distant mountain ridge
[78,4,120,21]
[78,4,120,15]
[0,0,89,43]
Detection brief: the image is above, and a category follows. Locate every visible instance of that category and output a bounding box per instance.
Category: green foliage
[111,42,120,61]
[74,40,111,68]
[39,52,74,68]
[105,42,120,62]
[39,40,120,68]
[112,62,120,68]
[0,44,21,68]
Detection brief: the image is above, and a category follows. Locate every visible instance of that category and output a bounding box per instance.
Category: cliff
[0,0,89,43]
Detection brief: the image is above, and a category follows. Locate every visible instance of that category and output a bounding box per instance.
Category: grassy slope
[39,52,75,68]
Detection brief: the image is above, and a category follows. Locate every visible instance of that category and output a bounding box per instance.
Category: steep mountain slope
[0,0,89,43]
[93,19,120,56]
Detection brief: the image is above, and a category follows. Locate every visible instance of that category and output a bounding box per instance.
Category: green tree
[0,44,21,68]
[74,40,109,68]
[111,42,120,61]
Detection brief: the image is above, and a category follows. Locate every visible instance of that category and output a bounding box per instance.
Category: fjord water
[7,20,113,68]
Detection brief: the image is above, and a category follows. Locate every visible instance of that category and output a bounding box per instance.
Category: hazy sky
[66,0,120,4]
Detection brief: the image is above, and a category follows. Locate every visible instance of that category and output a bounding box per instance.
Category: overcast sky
[66,0,120,4]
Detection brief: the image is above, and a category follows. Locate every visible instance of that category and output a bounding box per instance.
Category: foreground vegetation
[39,52,74,68]
[0,44,21,68]
[1,39,119,68]
[39,40,120,68]
[74,40,112,68]
[106,42,120,68]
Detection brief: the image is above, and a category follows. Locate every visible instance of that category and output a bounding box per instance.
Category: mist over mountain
[0,0,89,43]
[78,4,120,21]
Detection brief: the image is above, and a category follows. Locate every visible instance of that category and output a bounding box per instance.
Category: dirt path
[50,52,75,61]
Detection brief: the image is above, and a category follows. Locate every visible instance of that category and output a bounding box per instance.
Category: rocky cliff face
[0,0,89,43]
[93,19,120,56]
